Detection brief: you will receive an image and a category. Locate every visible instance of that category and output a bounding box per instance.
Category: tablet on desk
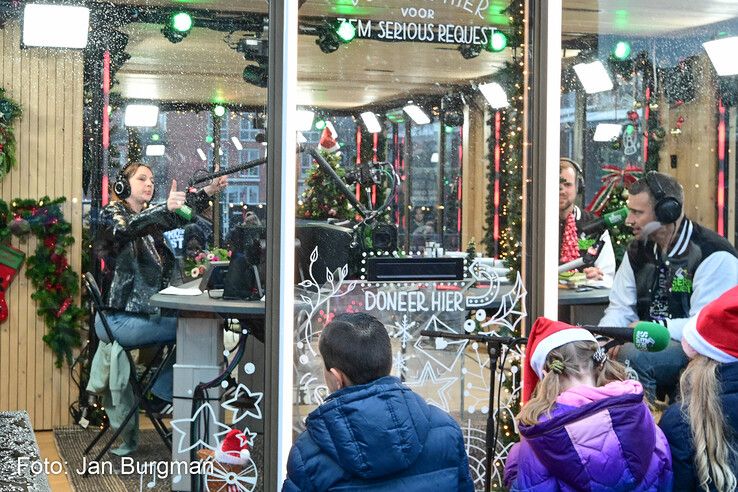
[199,261,230,292]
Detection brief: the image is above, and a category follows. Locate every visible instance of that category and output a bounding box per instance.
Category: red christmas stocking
[0,245,25,324]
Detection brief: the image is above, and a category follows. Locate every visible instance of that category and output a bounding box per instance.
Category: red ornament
[44,235,57,250]
[676,115,685,129]
[56,297,72,318]
[627,110,639,122]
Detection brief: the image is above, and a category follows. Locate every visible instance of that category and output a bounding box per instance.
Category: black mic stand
[420,330,526,491]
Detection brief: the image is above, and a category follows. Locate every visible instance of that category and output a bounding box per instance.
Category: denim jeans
[95,312,177,402]
[617,339,688,402]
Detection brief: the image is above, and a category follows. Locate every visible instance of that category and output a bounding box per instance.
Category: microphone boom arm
[188,156,268,187]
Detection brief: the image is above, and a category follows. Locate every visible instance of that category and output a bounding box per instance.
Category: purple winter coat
[505,380,672,491]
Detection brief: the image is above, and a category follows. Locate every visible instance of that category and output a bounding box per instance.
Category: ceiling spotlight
[124,104,159,127]
[478,82,509,109]
[22,4,90,49]
[360,111,382,133]
[703,36,738,76]
[593,123,622,142]
[296,110,315,131]
[403,104,430,125]
[458,44,482,59]
[336,20,357,43]
[162,11,193,44]
[316,27,340,54]
[243,64,268,88]
[213,105,226,117]
[145,144,166,156]
[486,31,508,53]
[573,60,614,94]
[611,41,631,61]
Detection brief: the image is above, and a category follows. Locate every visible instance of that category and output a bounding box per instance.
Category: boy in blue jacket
[282,313,475,492]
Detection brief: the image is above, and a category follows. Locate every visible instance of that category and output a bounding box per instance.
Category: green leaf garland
[0,87,22,181]
[0,197,83,367]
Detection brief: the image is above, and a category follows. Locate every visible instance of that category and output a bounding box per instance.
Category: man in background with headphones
[600,171,738,401]
[559,158,616,287]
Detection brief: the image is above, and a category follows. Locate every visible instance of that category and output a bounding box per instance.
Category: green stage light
[162,11,193,43]
[612,41,631,60]
[151,133,160,141]
[314,119,326,130]
[213,105,226,117]
[205,135,214,143]
[487,31,508,53]
[336,20,356,43]
[172,12,193,32]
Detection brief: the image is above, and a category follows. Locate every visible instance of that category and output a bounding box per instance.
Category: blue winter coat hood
[304,375,430,479]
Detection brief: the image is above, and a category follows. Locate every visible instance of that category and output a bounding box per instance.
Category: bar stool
[82,272,175,461]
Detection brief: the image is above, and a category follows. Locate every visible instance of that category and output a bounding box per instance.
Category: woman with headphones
[94,162,227,409]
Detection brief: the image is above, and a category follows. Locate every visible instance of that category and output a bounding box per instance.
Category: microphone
[419,330,520,346]
[558,239,604,273]
[580,207,628,234]
[582,321,670,352]
[174,203,193,221]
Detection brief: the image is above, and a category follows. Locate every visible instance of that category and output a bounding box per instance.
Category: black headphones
[113,168,131,200]
[113,164,155,201]
[560,157,584,192]
[644,171,682,224]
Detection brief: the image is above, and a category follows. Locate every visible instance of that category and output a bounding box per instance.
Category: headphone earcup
[655,197,682,224]
[113,174,131,200]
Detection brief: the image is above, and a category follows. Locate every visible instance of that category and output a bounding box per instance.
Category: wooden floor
[37,418,159,492]
[36,430,73,492]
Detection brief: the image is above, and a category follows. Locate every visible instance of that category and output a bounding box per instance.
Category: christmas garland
[0,197,83,367]
[0,87,22,181]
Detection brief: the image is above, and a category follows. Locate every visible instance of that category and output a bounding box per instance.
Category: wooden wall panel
[0,21,84,430]
[658,55,718,231]
[461,99,489,253]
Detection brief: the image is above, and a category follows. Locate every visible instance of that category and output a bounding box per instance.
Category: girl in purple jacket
[504,318,672,491]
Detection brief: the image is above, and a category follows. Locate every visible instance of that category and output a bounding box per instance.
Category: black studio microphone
[581,321,671,352]
[558,239,604,273]
[419,330,520,346]
[579,207,628,235]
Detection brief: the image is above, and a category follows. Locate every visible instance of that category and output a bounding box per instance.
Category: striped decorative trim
[667,219,692,258]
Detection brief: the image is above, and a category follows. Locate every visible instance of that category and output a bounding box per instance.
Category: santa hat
[522,317,597,402]
[682,285,738,363]
[317,126,340,153]
[214,429,251,466]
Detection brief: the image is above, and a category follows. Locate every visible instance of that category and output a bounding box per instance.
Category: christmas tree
[297,128,353,221]
[598,187,631,264]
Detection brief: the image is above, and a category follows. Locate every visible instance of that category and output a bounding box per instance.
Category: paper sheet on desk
[159,286,203,296]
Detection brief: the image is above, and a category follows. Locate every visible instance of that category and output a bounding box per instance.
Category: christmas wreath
[0,197,83,367]
[0,87,22,181]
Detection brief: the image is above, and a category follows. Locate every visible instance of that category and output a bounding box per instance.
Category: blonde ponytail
[680,356,737,492]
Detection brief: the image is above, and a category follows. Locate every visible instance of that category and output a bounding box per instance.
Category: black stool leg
[83,421,110,455]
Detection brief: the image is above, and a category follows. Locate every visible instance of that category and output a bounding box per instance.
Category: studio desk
[150,284,265,491]
[464,282,611,325]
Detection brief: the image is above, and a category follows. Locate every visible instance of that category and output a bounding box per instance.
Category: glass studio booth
[1,1,737,490]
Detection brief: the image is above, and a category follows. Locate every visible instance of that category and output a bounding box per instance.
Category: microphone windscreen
[632,321,670,352]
